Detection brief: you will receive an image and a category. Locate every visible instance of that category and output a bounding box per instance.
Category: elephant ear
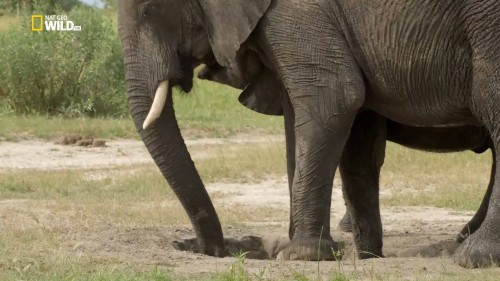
[238,70,284,116]
[198,0,271,67]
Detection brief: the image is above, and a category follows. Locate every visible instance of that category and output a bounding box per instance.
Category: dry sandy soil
[0,136,497,280]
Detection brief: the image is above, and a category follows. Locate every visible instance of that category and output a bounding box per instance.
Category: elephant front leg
[282,89,336,244]
[339,111,386,259]
[277,86,364,260]
[267,13,365,259]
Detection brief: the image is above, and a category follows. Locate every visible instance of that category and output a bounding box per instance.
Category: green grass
[1,260,352,281]
[0,78,283,141]
[175,78,283,137]
[2,263,187,281]
[197,142,286,183]
[0,116,137,141]
[0,166,171,200]
[381,143,491,211]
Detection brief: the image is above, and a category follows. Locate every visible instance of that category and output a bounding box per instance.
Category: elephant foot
[276,237,342,261]
[456,219,483,243]
[357,248,384,259]
[338,212,352,233]
[225,235,285,259]
[456,226,472,244]
[172,238,226,257]
[173,235,289,260]
[454,227,500,268]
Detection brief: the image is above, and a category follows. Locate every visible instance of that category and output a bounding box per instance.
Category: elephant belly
[363,92,479,128]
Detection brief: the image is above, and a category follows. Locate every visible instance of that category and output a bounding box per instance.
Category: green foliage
[103,0,117,10]
[0,0,81,14]
[0,4,127,117]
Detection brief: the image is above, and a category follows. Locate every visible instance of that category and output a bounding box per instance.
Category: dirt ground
[0,136,497,280]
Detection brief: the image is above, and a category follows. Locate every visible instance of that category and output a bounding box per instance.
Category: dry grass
[196,142,286,183]
[0,142,289,280]
[0,117,138,141]
[0,136,496,280]
[0,14,18,32]
[381,143,491,211]
[0,141,288,229]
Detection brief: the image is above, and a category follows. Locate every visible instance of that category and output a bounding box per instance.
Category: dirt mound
[54,134,106,147]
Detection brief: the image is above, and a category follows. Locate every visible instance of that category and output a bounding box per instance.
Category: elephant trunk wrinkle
[127,89,225,257]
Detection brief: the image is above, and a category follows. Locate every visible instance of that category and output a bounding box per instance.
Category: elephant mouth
[171,77,192,93]
[172,51,195,93]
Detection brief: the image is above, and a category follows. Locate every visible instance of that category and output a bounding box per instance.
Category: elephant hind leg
[339,111,386,259]
[338,210,353,233]
[454,146,500,267]
[457,155,494,243]
[454,61,500,267]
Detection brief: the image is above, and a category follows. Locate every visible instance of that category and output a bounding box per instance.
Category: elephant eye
[138,3,154,20]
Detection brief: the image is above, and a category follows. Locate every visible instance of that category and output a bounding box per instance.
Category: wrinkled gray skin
[340,115,494,247]
[118,0,500,267]
[198,50,493,245]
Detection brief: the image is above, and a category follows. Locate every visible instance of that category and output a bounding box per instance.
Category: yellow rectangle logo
[31,15,43,31]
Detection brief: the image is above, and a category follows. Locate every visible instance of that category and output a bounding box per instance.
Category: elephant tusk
[143,80,169,130]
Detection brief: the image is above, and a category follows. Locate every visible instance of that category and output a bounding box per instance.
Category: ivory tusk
[143,80,169,130]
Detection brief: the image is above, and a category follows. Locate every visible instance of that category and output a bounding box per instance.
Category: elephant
[198,51,494,245]
[118,0,500,267]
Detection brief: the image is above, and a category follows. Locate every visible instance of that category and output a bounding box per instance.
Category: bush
[0,0,81,15]
[0,5,127,117]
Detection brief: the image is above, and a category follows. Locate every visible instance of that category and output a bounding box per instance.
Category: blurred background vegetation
[0,0,126,117]
[0,0,282,136]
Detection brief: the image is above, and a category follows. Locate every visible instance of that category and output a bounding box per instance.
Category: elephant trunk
[127,74,225,257]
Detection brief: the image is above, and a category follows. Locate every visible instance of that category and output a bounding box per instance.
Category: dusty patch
[54,134,107,147]
[0,140,150,170]
[0,135,494,280]
[0,179,478,279]
[0,134,284,171]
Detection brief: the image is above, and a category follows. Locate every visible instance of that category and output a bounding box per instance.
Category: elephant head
[117,0,271,256]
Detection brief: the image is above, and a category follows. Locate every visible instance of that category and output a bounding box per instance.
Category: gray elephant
[198,51,493,245]
[337,122,492,245]
[118,0,500,267]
